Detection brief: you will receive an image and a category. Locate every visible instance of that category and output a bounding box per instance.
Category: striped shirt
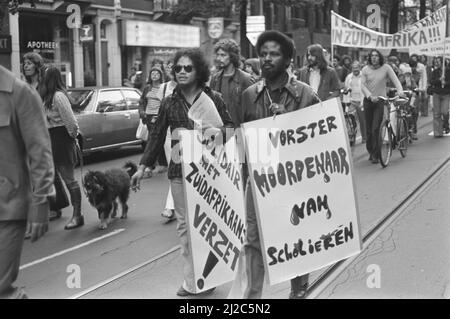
[44,91,79,138]
[145,85,161,115]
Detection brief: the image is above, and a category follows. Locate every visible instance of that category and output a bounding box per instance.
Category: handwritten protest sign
[331,7,450,56]
[241,98,362,285]
[180,130,246,293]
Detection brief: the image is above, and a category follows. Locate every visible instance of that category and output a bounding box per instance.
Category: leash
[76,139,88,197]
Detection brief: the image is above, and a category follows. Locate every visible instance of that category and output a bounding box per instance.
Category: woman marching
[41,67,84,230]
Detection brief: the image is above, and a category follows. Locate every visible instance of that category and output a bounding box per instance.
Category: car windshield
[68,89,94,112]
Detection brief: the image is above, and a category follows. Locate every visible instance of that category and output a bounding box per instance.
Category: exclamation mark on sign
[197,251,219,290]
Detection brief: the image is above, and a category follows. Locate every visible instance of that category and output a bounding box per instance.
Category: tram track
[305,155,450,299]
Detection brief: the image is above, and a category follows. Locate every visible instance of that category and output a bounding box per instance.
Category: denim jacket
[0,66,54,222]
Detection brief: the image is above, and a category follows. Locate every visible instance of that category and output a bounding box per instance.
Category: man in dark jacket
[0,65,54,298]
[232,30,320,299]
[298,44,341,101]
[210,38,255,127]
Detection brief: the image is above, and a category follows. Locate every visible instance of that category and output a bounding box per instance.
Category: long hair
[214,38,241,68]
[22,52,45,85]
[367,49,385,66]
[41,67,67,109]
[172,48,210,87]
[306,44,328,72]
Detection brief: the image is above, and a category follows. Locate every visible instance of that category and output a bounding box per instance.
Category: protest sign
[331,7,450,56]
[241,98,362,285]
[180,130,246,293]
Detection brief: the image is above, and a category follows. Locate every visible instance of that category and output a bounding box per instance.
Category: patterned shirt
[44,91,79,138]
[140,86,234,179]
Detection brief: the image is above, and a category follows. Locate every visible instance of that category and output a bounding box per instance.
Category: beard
[261,63,285,80]
[308,59,318,67]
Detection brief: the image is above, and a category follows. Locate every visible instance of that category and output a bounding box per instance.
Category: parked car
[67,86,143,155]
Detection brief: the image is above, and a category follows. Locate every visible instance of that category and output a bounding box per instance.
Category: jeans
[418,91,429,116]
[228,180,308,299]
[170,178,195,293]
[363,98,385,158]
[351,101,366,141]
[432,94,450,136]
[0,220,26,298]
[145,116,168,167]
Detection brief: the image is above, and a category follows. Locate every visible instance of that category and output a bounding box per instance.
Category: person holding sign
[361,49,404,164]
[130,48,234,297]
[231,30,320,299]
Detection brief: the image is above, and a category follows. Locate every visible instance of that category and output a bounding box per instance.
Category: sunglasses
[174,65,194,73]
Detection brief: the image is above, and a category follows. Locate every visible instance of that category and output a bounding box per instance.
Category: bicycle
[378,95,410,168]
[340,88,357,146]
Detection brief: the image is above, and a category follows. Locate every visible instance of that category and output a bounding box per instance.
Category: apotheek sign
[26,41,60,49]
[0,35,12,53]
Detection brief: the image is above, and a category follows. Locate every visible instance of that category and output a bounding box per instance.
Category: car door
[121,88,142,142]
[95,89,129,147]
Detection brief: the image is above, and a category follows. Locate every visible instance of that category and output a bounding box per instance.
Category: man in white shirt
[344,61,366,143]
[409,54,428,116]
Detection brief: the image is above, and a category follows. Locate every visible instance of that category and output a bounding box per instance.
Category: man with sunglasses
[130,48,234,297]
[361,49,404,164]
[210,38,255,127]
[230,30,320,299]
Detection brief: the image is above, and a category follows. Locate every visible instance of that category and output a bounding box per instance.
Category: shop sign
[208,17,224,39]
[123,20,200,48]
[26,41,59,49]
[80,24,94,42]
[0,35,12,54]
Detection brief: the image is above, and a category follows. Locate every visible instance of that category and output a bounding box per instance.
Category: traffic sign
[246,15,265,46]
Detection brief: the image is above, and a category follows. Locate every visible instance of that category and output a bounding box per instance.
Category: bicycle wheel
[345,115,356,146]
[379,120,392,168]
[398,117,408,158]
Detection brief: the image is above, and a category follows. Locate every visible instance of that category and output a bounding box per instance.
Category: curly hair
[256,30,295,62]
[172,48,210,87]
[22,52,45,85]
[213,38,241,68]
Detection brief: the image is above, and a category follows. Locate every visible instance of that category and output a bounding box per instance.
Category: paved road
[16,116,450,299]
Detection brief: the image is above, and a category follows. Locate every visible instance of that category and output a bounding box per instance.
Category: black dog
[83,161,137,229]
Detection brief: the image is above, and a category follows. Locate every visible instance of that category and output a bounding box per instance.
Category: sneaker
[176,286,215,297]
[161,209,176,222]
[371,157,379,164]
[410,133,418,140]
[152,165,168,174]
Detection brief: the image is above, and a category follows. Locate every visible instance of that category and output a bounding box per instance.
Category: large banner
[331,7,450,56]
[180,131,246,293]
[241,98,362,285]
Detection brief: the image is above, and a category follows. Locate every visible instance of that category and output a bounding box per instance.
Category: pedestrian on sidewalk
[157,69,178,222]
[139,66,168,174]
[41,67,84,230]
[229,30,320,299]
[130,48,234,297]
[210,38,255,127]
[429,57,450,137]
[0,65,54,298]
[344,61,367,143]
